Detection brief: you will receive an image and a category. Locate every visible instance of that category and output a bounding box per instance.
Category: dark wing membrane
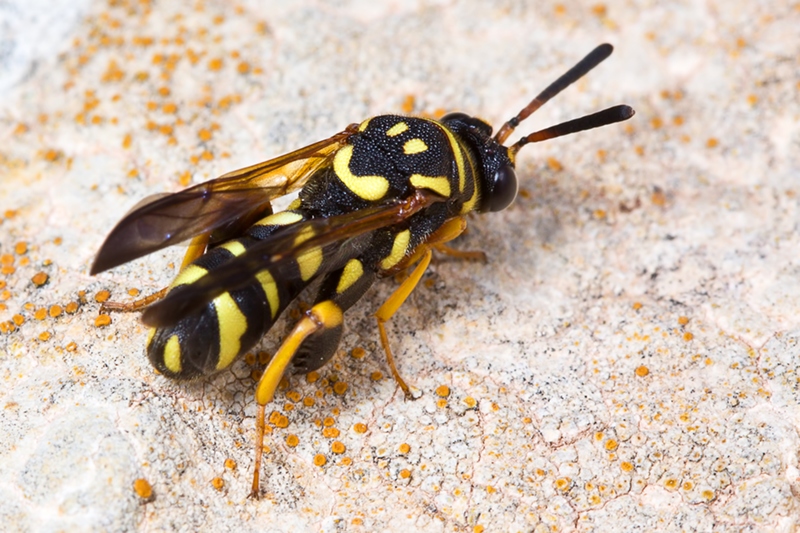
[141,190,445,327]
[90,126,358,274]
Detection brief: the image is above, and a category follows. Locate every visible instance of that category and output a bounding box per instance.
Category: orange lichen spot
[133,478,152,499]
[126,288,140,298]
[664,478,679,490]
[0,321,16,334]
[683,332,694,341]
[593,209,607,220]
[650,117,663,129]
[554,4,566,15]
[435,385,450,398]
[677,316,689,326]
[178,171,192,187]
[65,302,79,314]
[350,347,366,359]
[546,157,563,171]
[211,477,224,491]
[620,461,634,472]
[313,454,327,467]
[672,115,684,127]
[158,86,171,97]
[0,254,13,266]
[34,308,47,321]
[322,427,340,438]
[353,422,368,434]
[746,94,757,106]
[132,35,154,47]
[208,58,224,71]
[635,365,650,377]
[401,94,415,114]
[146,120,158,131]
[331,441,346,454]
[14,242,27,255]
[158,124,173,136]
[162,102,177,114]
[38,331,51,342]
[399,469,412,479]
[596,149,607,161]
[303,396,315,407]
[370,371,383,381]
[682,481,693,491]
[222,458,236,471]
[122,133,133,149]
[94,290,111,303]
[286,390,302,402]
[198,128,212,142]
[591,4,607,17]
[1,265,14,275]
[237,61,251,75]
[285,434,299,447]
[45,149,64,162]
[594,431,604,441]
[706,137,719,148]
[12,314,24,326]
[702,489,715,501]
[269,411,289,428]
[632,301,643,311]
[306,371,320,384]
[555,477,571,491]
[436,398,448,408]
[95,314,112,328]
[134,71,149,82]
[473,526,485,533]
[200,150,213,161]
[398,443,411,454]
[323,416,335,427]
[604,439,618,451]
[102,60,125,83]
[66,342,77,352]
[651,188,667,207]
[49,305,63,318]
[13,123,29,135]
[333,381,348,395]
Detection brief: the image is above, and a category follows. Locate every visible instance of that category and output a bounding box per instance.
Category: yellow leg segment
[181,233,211,269]
[250,300,343,499]
[375,248,432,400]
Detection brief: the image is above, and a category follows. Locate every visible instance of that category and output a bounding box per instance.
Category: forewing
[140,190,445,327]
[91,126,357,274]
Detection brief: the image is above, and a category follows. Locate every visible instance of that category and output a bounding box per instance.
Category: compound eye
[440,112,470,123]
[485,165,518,212]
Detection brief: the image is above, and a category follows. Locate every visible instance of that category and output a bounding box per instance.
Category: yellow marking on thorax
[213,292,248,370]
[403,138,428,154]
[433,119,467,193]
[163,334,182,374]
[256,210,303,227]
[380,229,411,270]
[287,198,302,210]
[358,118,371,132]
[336,259,364,294]
[386,122,409,137]
[333,145,389,201]
[170,264,208,289]
[220,240,246,257]
[410,174,450,197]
[256,269,280,318]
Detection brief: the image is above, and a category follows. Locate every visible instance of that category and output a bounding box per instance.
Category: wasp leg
[250,300,343,499]
[100,233,211,313]
[375,249,433,400]
[433,243,487,262]
[376,216,471,398]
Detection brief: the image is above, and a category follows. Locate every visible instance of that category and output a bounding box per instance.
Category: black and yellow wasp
[92,44,634,497]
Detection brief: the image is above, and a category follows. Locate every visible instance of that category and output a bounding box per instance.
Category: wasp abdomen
[146,212,312,380]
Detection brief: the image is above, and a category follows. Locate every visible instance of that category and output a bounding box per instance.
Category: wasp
[91,43,634,497]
